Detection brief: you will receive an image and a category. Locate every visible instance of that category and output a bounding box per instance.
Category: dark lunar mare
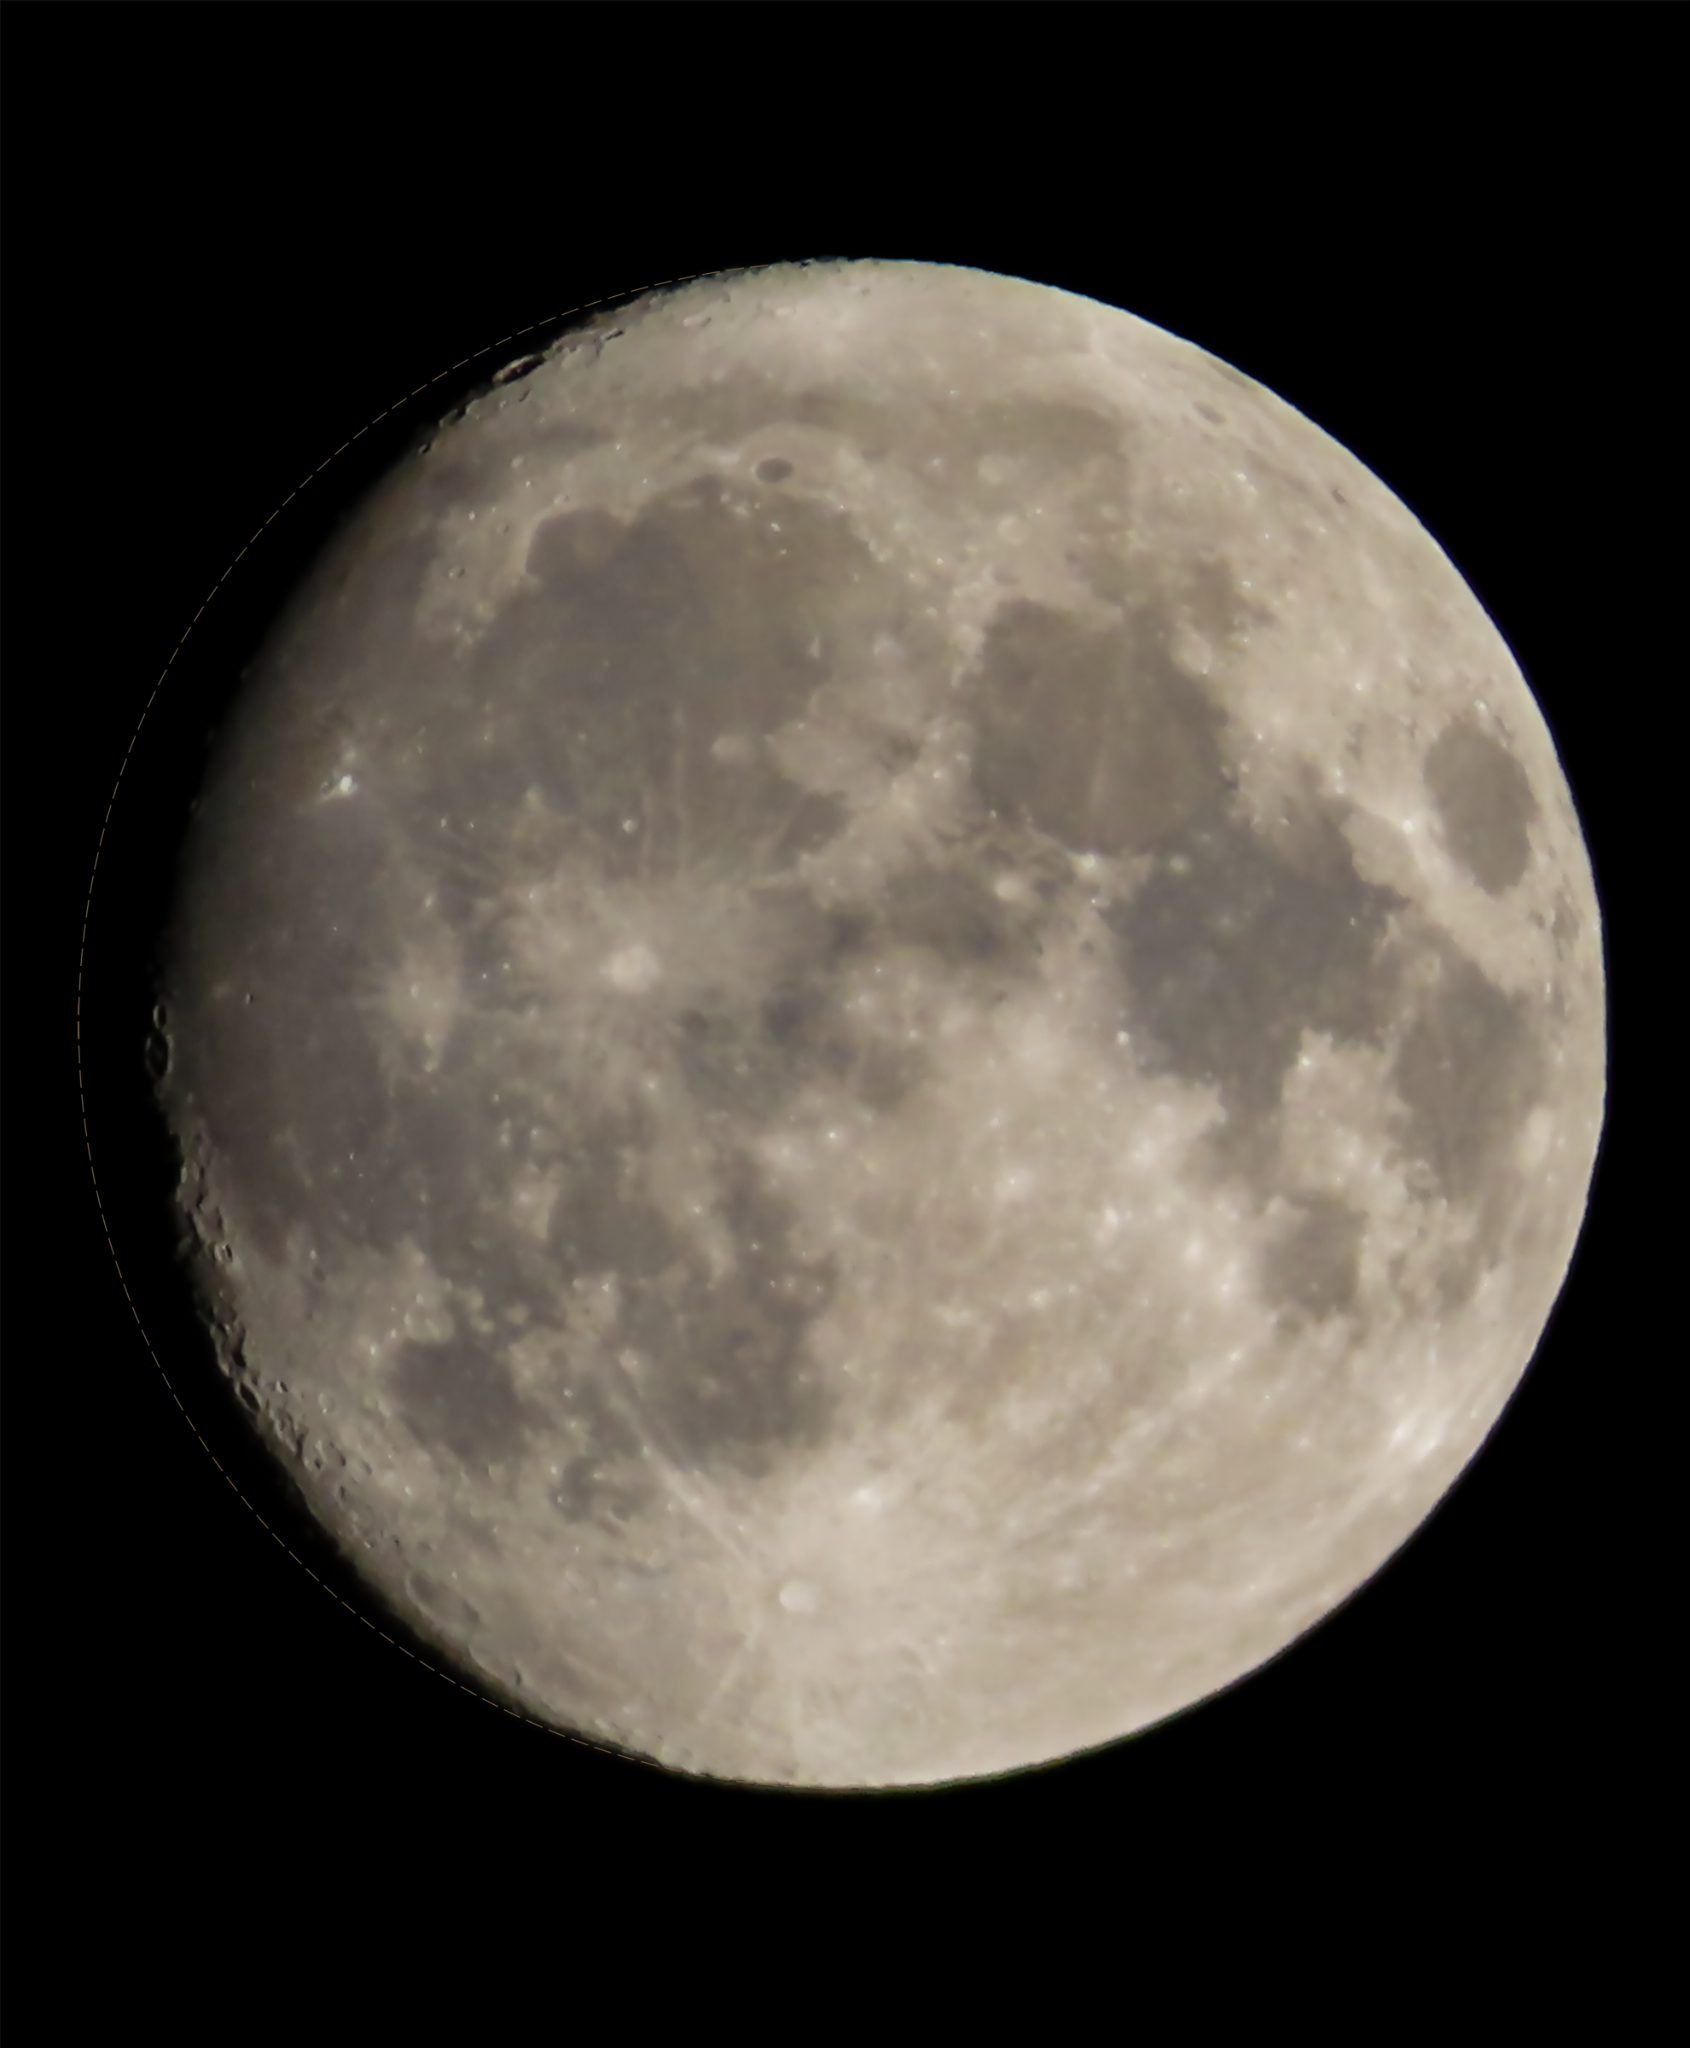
[1390,945,1545,1311]
[450,475,898,884]
[1103,801,1407,1121]
[959,572,1550,1324]
[970,597,1231,857]
[1422,719,1539,896]
[168,454,982,1514]
[1261,1195,1368,1322]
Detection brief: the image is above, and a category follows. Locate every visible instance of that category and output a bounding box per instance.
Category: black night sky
[7,6,1665,1965]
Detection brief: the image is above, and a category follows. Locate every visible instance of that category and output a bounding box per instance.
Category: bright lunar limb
[158,260,1604,1787]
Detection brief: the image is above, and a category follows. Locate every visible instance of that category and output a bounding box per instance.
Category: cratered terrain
[153,259,1605,1787]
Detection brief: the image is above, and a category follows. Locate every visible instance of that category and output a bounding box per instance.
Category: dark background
[8,8,1665,1948]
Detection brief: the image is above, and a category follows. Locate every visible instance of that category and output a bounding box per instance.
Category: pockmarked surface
[160,261,1604,1786]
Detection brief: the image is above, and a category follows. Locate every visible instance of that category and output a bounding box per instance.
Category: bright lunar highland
[158,260,1604,1786]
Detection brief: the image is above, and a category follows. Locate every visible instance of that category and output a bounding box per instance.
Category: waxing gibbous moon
[155,259,1604,1788]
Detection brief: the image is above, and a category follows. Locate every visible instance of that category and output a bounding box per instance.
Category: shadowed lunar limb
[158,258,1605,1788]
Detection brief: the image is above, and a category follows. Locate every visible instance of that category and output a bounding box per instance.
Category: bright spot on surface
[602,944,662,993]
[779,1578,821,1615]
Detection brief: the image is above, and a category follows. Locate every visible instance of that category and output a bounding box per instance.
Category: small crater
[755,457,795,483]
[143,1019,171,1084]
[603,943,662,994]
[492,352,545,387]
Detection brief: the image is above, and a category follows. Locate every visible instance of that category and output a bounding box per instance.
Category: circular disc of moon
[157,259,1604,1787]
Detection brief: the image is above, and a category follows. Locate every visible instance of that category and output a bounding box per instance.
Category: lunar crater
[157,257,1604,1789]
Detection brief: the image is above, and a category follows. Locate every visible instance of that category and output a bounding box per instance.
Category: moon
[154,258,1604,1788]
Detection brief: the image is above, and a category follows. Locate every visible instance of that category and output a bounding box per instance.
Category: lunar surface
[157,259,1604,1787]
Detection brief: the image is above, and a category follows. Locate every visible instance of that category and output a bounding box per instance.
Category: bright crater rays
[157,258,1603,1788]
